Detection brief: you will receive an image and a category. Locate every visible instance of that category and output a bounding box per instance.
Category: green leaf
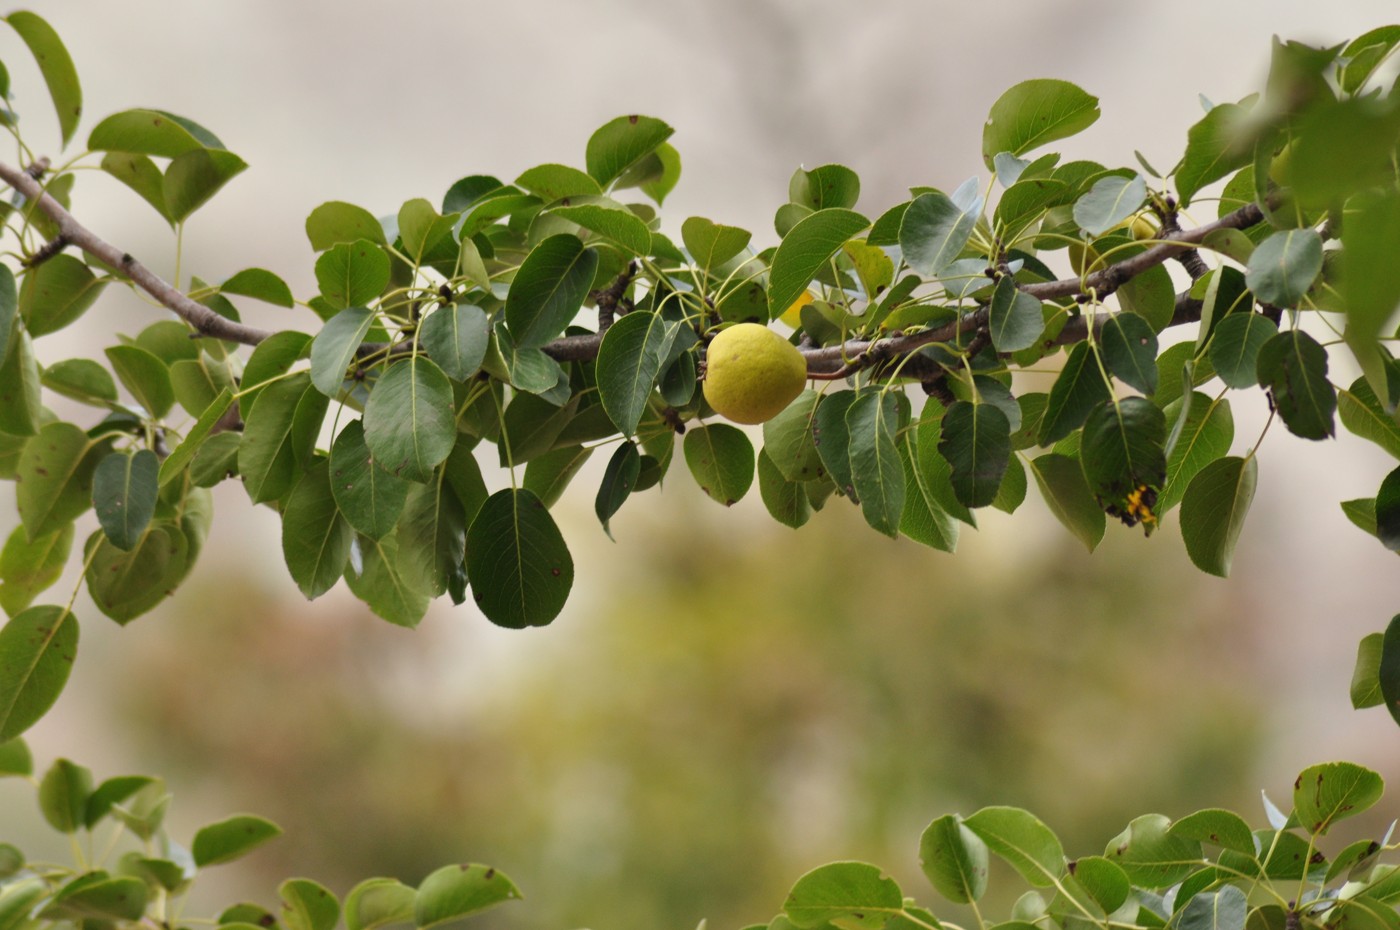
[1376,466,1400,551]
[764,390,826,483]
[1341,27,1400,91]
[88,108,223,157]
[42,875,148,922]
[595,310,673,436]
[396,480,466,598]
[0,606,78,741]
[158,387,235,488]
[38,757,91,832]
[1340,378,1400,460]
[345,878,416,930]
[345,536,430,629]
[280,878,340,930]
[41,358,116,407]
[1343,191,1400,400]
[899,191,977,278]
[996,177,1069,242]
[1038,342,1111,445]
[768,208,870,317]
[363,356,456,483]
[398,199,458,265]
[84,775,155,827]
[1073,175,1147,236]
[988,277,1044,352]
[791,164,861,210]
[17,422,111,540]
[784,861,904,930]
[964,807,1064,887]
[420,304,490,382]
[682,216,751,269]
[84,525,189,624]
[239,373,327,503]
[639,141,681,203]
[1246,229,1322,308]
[551,197,652,256]
[757,448,813,529]
[0,737,32,776]
[920,815,989,904]
[1168,809,1256,854]
[684,424,754,507]
[585,115,674,187]
[982,79,1100,169]
[1175,885,1247,930]
[1174,102,1252,207]
[118,853,187,892]
[594,441,642,538]
[515,163,602,201]
[20,253,106,336]
[105,344,174,418]
[192,814,283,867]
[163,149,247,222]
[329,421,410,540]
[1180,455,1257,577]
[1208,313,1278,389]
[306,201,386,250]
[410,871,526,930]
[1381,615,1400,728]
[281,461,353,599]
[505,234,599,348]
[846,392,906,535]
[939,401,1011,510]
[1292,762,1384,835]
[6,12,81,147]
[0,524,71,616]
[1118,263,1176,332]
[0,265,14,364]
[465,489,573,628]
[310,307,376,397]
[810,390,859,501]
[92,450,159,551]
[1352,632,1384,710]
[0,330,39,437]
[1104,813,1202,887]
[315,240,390,311]
[898,434,959,553]
[1256,329,1335,440]
[1100,313,1158,394]
[239,330,311,418]
[1159,394,1233,513]
[222,268,294,307]
[1028,453,1105,551]
[1080,398,1166,530]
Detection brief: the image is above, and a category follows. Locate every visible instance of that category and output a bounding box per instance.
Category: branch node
[23,233,69,267]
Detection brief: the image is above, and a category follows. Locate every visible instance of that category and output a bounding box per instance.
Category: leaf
[84,775,155,827]
[783,861,904,930]
[515,163,601,201]
[684,424,754,507]
[982,79,1100,169]
[163,149,248,222]
[920,815,989,904]
[415,864,522,930]
[1099,313,1158,394]
[898,434,959,553]
[87,108,224,157]
[1381,615,1400,728]
[192,814,283,867]
[551,197,652,256]
[92,450,159,551]
[398,199,457,264]
[1175,885,1247,930]
[846,392,906,535]
[239,373,327,503]
[42,876,148,922]
[345,879,415,930]
[280,878,340,930]
[1341,378,1400,460]
[1292,762,1384,835]
[309,307,376,397]
[5,12,81,147]
[590,441,642,538]
[328,421,410,540]
[682,216,751,269]
[396,480,467,598]
[757,448,813,529]
[988,277,1044,353]
[1073,175,1147,236]
[1104,813,1202,887]
[522,445,593,508]
[84,525,189,624]
[158,387,235,488]
[37,757,91,832]
[1028,453,1105,551]
[281,461,353,600]
[41,358,117,407]
[17,422,112,540]
[505,234,599,348]
[345,535,430,629]
[105,344,174,418]
[239,330,312,418]
[585,114,674,187]
[20,253,106,336]
[899,191,977,277]
[1080,398,1166,531]
[0,331,40,437]
[1376,466,1400,551]
[222,268,294,307]
[764,390,826,483]
[305,201,386,250]
[315,240,389,312]
[420,304,490,381]
[1352,632,1384,710]
[0,606,78,741]
[465,489,573,628]
[0,524,71,616]
[1343,191,1400,397]
[1180,455,1257,577]
[1118,263,1176,332]
[1159,394,1233,513]
[596,310,674,436]
[363,356,457,483]
[768,208,870,317]
[1256,329,1335,440]
[0,737,31,776]
[1245,229,1322,307]
[1208,312,1278,389]
[1168,809,1257,855]
[1038,342,1111,445]
[1174,102,1252,206]
[963,807,1065,887]
[939,401,1011,509]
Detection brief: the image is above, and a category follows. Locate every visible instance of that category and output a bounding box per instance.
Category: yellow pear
[702,323,808,425]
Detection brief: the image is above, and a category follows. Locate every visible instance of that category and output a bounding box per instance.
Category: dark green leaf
[305,201,385,250]
[239,330,311,418]
[17,422,111,540]
[0,524,71,616]
[84,525,189,624]
[1246,229,1322,307]
[585,115,674,187]
[899,191,977,277]
[768,208,870,316]
[898,434,959,553]
[345,536,430,629]
[920,815,988,904]
[222,268,294,307]
[315,240,389,312]
[396,479,466,597]
[20,253,105,336]
[1376,465,1400,551]
[1073,175,1147,236]
[1028,453,1105,551]
[6,12,81,147]
[1080,398,1166,531]
[505,234,598,348]
[1038,342,1111,445]
[158,387,234,488]
[684,424,754,507]
[239,373,327,503]
[1352,631,1384,710]
[757,448,813,529]
[163,149,247,222]
[939,401,1011,509]
[0,605,78,741]
[42,875,148,922]
[281,461,352,599]
[595,441,642,537]
[329,421,410,540]
[551,197,652,256]
[363,356,456,482]
[989,278,1044,353]
[1180,455,1257,577]
[465,489,573,628]
[105,344,173,418]
[1209,313,1278,388]
[92,450,159,551]
[1118,263,1176,332]
[414,863,522,930]
[1174,102,1252,206]
[1175,885,1246,930]
[812,390,859,500]
[1381,615,1400,728]
[982,79,1100,169]
[964,807,1064,887]
[38,757,91,832]
[1256,329,1335,440]
[763,389,825,483]
[783,862,903,930]
[1159,394,1233,513]
[192,814,283,867]
[1292,762,1383,835]
[420,304,490,381]
[1340,378,1400,460]
[310,307,376,397]
[844,392,905,535]
[1100,312,1158,393]
[596,310,673,436]
[0,330,40,437]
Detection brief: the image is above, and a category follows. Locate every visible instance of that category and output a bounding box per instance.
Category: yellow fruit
[1070,213,1157,274]
[702,323,808,425]
[1129,213,1157,240]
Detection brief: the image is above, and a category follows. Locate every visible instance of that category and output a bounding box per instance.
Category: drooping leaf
[192,814,283,867]
[1038,342,1111,445]
[346,535,430,629]
[1209,312,1278,389]
[592,441,642,538]
[982,79,1100,169]
[768,208,870,317]
[83,525,189,624]
[1246,229,1322,308]
[1340,379,1400,461]
[1118,262,1176,332]
[783,861,904,930]
[309,307,376,397]
[1159,394,1233,513]
[281,461,353,600]
[900,191,978,277]
[92,450,159,551]
[1073,175,1147,237]
[595,310,674,436]
[845,392,906,535]
[964,807,1064,887]
[0,524,71,617]
[362,356,456,483]
[988,277,1045,353]
[1375,465,1400,552]
[939,401,1011,510]
[898,434,959,553]
[0,330,40,438]
[920,815,989,904]
[757,448,813,529]
[1256,329,1335,440]
[17,422,112,541]
[20,254,106,337]
[465,489,573,628]
[1381,615,1400,728]
[420,304,490,381]
[585,115,674,187]
[5,12,81,147]
[1351,631,1384,710]
[163,149,248,222]
[396,479,466,598]
[505,234,599,348]
[158,387,235,488]
[1028,453,1105,551]
[1180,455,1257,577]
[328,421,410,540]
[37,757,91,832]
[764,390,826,483]
[684,424,754,507]
[0,605,78,741]
[414,863,522,930]
[1098,312,1158,394]
[239,373,327,503]
[1080,398,1166,531]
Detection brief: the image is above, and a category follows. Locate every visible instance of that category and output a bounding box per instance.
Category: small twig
[591,261,637,333]
[23,232,69,267]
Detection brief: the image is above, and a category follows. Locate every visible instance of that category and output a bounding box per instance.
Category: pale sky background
[6,0,1400,867]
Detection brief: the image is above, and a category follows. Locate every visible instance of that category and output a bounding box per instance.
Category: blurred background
[3,2,1400,929]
